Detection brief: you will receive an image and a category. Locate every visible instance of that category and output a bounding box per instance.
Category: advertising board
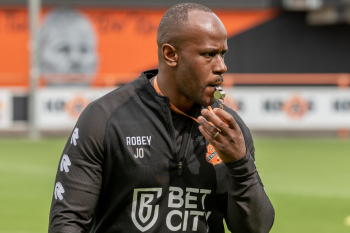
[0,89,12,129]
[35,87,350,130]
[223,87,350,130]
[35,88,114,129]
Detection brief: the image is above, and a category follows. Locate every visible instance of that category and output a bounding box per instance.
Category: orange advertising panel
[0,7,278,87]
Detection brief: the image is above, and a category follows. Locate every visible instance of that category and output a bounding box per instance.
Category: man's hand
[198,108,246,163]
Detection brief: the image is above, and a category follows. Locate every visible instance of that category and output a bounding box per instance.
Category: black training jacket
[49,69,275,233]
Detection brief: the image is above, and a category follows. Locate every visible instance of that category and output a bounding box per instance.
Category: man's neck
[150,74,195,112]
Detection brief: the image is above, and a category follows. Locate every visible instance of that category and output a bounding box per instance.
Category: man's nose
[213,55,227,75]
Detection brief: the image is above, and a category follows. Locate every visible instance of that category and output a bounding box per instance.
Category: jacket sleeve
[48,102,107,233]
[224,115,275,233]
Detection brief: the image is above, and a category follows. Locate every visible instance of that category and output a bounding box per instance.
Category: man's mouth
[206,78,223,94]
[207,85,216,89]
[207,83,223,89]
[206,85,218,95]
[208,78,223,88]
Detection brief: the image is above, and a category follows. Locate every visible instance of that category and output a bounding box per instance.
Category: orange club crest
[206,144,223,166]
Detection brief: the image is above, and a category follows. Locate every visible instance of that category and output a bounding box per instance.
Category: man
[40,8,98,86]
[49,3,274,233]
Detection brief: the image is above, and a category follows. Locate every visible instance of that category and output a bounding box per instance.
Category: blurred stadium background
[0,0,349,232]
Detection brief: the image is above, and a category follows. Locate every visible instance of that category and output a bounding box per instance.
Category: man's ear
[162,43,178,67]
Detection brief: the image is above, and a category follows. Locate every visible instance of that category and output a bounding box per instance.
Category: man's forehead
[179,10,227,48]
[187,10,226,33]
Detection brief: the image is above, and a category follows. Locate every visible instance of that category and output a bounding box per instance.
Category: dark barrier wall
[225,11,350,73]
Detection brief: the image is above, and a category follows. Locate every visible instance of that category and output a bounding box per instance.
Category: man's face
[175,10,228,107]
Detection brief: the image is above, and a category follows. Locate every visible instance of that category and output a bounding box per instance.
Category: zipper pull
[178,161,183,176]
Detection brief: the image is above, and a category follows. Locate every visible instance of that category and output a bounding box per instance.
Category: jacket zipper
[178,161,183,176]
[164,98,199,176]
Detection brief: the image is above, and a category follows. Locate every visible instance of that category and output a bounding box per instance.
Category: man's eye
[204,53,215,57]
[220,52,226,58]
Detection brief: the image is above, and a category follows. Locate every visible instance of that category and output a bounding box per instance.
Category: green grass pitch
[0,138,349,232]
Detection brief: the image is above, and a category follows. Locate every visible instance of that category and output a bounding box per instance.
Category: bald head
[155,4,228,111]
[157,3,213,49]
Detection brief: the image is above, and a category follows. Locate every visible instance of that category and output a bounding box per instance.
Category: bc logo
[131,188,162,232]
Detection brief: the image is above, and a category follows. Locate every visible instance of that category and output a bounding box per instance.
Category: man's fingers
[200,108,229,134]
[213,108,241,132]
[199,125,220,143]
[197,116,221,138]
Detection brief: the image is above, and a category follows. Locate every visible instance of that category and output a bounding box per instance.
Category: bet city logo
[333,99,350,112]
[45,95,89,118]
[131,187,212,232]
[264,95,313,119]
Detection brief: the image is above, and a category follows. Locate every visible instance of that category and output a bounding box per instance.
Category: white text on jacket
[126,136,151,146]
